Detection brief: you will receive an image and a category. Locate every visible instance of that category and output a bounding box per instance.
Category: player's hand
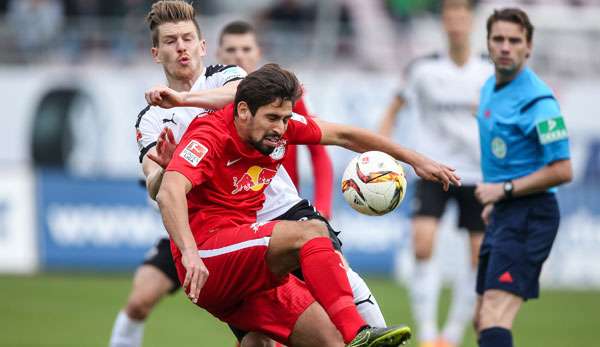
[145,85,186,108]
[481,204,494,225]
[475,183,503,205]
[147,127,177,169]
[181,248,209,304]
[412,155,461,191]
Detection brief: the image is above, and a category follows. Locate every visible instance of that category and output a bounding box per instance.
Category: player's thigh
[479,289,523,330]
[267,219,329,277]
[289,302,344,347]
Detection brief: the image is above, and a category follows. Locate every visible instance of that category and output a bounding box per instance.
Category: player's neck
[448,44,470,67]
[166,67,203,92]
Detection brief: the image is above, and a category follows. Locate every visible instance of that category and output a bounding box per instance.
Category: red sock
[299,237,366,343]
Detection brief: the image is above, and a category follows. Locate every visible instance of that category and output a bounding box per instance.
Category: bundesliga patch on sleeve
[536,116,568,145]
[179,140,208,167]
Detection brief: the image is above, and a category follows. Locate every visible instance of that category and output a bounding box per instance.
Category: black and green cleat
[347,325,412,347]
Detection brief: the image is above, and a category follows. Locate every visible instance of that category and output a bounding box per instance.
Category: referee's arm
[511,159,572,198]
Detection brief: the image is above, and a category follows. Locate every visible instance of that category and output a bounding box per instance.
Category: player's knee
[125,296,156,320]
[413,241,433,260]
[240,332,275,347]
[297,219,329,244]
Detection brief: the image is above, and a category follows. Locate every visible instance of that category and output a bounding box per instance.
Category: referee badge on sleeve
[179,140,208,167]
[537,116,568,145]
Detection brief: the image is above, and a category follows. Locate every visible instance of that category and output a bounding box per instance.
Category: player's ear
[151,47,160,64]
[199,39,207,58]
[237,101,251,120]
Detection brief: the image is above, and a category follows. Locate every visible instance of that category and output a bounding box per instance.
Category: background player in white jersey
[109,2,245,346]
[378,1,492,347]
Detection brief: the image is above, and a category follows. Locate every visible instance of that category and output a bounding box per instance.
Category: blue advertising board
[37,170,164,271]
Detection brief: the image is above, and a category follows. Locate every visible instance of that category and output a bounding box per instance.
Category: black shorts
[229,199,343,342]
[412,179,485,232]
[476,193,560,300]
[141,238,181,294]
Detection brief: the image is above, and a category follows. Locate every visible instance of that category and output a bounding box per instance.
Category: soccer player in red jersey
[156,64,460,346]
[217,20,333,219]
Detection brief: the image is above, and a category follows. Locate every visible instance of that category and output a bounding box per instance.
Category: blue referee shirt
[477,67,570,185]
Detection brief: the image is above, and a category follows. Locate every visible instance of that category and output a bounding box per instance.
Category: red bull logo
[232,166,277,194]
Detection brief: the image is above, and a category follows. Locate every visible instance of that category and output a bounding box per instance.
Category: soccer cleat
[347,325,412,347]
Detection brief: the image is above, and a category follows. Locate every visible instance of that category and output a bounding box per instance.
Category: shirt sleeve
[211,65,247,87]
[136,107,162,163]
[285,112,322,145]
[165,119,221,187]
[522,97,571,164]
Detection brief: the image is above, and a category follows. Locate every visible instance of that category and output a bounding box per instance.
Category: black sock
[479,327,513,347]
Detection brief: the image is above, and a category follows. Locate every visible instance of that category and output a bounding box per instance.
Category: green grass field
[1,274,597,346]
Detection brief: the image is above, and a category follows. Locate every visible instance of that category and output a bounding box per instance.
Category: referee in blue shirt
[473,8,572,347]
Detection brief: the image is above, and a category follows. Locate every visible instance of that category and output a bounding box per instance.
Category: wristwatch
[503,181,514,199]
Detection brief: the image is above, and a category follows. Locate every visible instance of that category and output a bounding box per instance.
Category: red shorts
[173,221,315,344]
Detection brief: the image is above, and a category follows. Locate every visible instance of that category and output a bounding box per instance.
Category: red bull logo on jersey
[232,166,277,194]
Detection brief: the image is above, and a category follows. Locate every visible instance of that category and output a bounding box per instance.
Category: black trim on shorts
[142,238,180,294]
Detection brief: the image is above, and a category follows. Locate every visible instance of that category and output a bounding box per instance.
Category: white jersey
[135,64,302,228]
[401,53,493,184]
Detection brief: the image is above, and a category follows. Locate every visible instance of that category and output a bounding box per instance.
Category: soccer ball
[341,151,407,216]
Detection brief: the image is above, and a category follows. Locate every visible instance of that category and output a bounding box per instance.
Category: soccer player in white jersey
[111,1,386,347]
[108,2,246,347]
[139,17,389,345]
[378,1,493,347]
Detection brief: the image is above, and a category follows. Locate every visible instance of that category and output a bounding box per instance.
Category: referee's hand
[181,248,209,304]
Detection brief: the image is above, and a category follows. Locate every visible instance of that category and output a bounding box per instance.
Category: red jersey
[166,103,322,246]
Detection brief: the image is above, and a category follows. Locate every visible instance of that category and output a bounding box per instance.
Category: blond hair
[145,0,201,47]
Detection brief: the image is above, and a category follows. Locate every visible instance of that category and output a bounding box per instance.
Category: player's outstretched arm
[145,80,241,109]
[378,95,406,138]
[314,118,461,191]
[156,171,208,303]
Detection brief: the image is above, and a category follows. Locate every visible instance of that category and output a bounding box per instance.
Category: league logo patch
[537,116,568,145]
[179,140,208,167]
